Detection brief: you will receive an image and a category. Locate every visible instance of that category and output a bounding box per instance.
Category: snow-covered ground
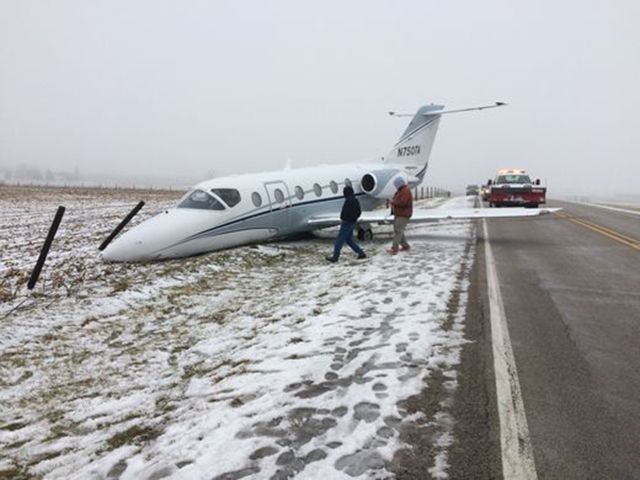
[1,187,476,479]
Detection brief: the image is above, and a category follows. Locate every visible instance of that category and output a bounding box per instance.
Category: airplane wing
[306,207,561,227]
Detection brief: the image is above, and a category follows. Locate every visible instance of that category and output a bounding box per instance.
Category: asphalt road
[451,200,640,479]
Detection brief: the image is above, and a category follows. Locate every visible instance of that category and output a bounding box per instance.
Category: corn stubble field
[0,185,474,480]
[0,185,182,301]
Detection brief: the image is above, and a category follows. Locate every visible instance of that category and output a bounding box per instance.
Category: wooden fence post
[27,206,65,290]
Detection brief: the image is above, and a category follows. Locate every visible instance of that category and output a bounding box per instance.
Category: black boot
[357,252,367,260]
[325,255,338,263]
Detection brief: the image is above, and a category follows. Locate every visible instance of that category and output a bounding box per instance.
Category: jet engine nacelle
[360,169,416,199]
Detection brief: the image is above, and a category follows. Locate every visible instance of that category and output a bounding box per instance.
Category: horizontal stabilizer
[307,206,561,227]
[432,102,508,115]
[389,102,507,118]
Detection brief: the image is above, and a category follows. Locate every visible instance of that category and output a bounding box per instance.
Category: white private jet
[102,102,557,262]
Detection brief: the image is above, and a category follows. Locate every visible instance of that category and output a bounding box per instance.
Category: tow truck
[487,169,546,208]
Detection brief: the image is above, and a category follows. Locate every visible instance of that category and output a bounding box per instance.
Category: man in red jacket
[387,177,413,254]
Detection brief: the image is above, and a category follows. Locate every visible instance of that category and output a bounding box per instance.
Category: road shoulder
[447,225,502,479]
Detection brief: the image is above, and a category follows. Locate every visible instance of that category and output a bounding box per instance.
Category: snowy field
[1,186,476,480]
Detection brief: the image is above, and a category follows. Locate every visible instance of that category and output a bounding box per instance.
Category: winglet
[540,207,562,215]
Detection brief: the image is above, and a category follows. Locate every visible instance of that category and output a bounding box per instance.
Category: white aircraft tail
[385,102,507,180]
[385,104,443,180]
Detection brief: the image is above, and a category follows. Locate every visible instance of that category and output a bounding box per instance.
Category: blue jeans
[333,222,365,259]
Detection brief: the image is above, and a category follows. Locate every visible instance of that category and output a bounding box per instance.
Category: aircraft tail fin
[384,105,443,180]
[385,102,506,180]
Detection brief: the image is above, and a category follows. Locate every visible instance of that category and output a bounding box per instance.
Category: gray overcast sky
[1,0,639,195]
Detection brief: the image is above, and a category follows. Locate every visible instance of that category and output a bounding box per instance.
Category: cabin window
[252,192,262,207]
[178,189,225,210]
[211,188,241,208]
[329,181,338,194]
[274,188,285,203]
[295,186,304,200]
[344,178,352,187]
[496,175,532,184]
[313,183,322,197]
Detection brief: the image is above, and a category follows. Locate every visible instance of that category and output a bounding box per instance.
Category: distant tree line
[0,164,80,183]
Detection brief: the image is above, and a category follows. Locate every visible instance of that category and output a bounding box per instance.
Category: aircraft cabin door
[263,181,292,232]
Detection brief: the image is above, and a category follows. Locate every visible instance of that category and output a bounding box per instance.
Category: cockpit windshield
[211,188,241,207]
[496,175,532,184]
[177,189,225,210]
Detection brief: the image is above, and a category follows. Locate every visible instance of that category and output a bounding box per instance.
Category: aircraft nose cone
[100,208,223,262]
[101,237,148,262]
[100,209,188,262]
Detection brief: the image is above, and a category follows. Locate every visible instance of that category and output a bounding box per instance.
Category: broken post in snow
[98,201,145,251]
[27,206,65,290]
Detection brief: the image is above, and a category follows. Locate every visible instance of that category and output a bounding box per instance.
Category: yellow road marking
[555,212,640,251]
[573,218,640,244]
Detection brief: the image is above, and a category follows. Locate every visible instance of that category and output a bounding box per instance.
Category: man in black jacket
[326,186,367,262]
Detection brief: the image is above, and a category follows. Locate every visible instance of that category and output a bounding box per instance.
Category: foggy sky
[1,0,639,195]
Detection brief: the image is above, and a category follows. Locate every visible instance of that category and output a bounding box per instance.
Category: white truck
[487,169,546,208]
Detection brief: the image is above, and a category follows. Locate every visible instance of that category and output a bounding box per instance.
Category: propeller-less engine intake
[360,169,416,199]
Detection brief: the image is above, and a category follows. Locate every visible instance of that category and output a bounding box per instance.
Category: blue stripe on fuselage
[163,192,371,251]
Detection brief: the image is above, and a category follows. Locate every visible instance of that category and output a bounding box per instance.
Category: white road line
[483,219,538,480]
[568,201,640,216]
